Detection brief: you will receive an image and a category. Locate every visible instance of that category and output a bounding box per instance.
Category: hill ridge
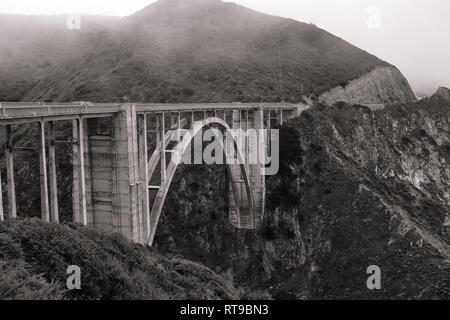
[1,0,408,103]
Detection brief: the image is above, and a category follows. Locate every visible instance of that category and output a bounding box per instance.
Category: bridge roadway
[0,102,299,124]
[0,102,304,245]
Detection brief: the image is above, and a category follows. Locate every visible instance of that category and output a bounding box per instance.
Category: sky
[0,0,449,95]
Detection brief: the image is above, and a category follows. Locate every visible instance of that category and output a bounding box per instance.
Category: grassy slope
[2,0,389,102]
[0,219,239,300]
[153,94,450,299]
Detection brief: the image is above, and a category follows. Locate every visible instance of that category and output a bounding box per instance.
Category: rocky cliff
[436,87,450,101]
[318,66,416,106]
[155,90,450,299]
[1,0,392,102]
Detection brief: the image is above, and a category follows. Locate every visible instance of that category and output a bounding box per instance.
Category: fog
[233,0,450,96]
[1,0,449,95]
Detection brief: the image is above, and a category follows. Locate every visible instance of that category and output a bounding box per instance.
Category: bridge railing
[0,102,122,120]
[0,102,302,121]
[135,103,299,113]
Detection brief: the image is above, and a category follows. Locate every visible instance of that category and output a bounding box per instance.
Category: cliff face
[258,95,450,299]
[155,93,450,299]
[436,87,450,101]
[318,66,416,106]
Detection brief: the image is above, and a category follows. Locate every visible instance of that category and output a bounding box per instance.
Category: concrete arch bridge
[0,102,302,245]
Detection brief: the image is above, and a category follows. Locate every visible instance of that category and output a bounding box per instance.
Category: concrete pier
[6,125,16,219]
[0,169,3,222]
[39,121,50,223]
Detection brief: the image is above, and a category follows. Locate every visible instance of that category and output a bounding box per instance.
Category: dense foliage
[0,219,238,300]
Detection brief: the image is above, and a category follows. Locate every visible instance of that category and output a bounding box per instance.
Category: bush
[0,219,240,300]
[0,233,65,300]
[0,260,65,300]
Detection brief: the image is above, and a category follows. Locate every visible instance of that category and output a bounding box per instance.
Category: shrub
[0,219,239,300]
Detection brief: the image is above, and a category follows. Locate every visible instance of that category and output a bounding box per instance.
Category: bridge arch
[147,116,254,246]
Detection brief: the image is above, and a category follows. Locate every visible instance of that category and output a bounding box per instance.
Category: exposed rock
[0,0,392,102]
[318,66,416,106]
[435,87,450,101]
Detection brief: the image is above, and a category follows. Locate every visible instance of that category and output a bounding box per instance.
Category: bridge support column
[72,118,88,225]
[72,120,81,223]
[6,125,16,219]
[49,121,59,223]
[111,105,142,243]
[138,114,150,241]
[248,109,265,226]
[0,169,3,221]
[266,110,271,155]
[159,113,167,183]
[84,119,112,231]
[39,121,50,222]
[229,110,252,228]
[227,108,266,229]
[277,110,284,126]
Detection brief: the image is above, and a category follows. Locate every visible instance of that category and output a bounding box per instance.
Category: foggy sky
[1,0,449,94]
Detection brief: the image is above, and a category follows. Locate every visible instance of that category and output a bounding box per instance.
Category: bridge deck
[0,102,300,124]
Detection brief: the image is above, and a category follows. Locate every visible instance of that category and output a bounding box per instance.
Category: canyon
[155,88,450,299]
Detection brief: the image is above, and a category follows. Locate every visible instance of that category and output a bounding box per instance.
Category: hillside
[0,219,239,300]
[2,90,449,299]
[1,0,403,103]
[153,89,450,299]
[0,14,119,101]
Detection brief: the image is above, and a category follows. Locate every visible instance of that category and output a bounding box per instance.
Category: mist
[1,0,449,95]
[232,0,450,96]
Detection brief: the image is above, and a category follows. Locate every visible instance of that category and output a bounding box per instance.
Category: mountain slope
[0,14,120,101]
[319,66,416,105]
[1,0,409,103]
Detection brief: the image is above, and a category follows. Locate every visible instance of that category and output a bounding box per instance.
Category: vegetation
[154,93,450,299]
[0,219,239,300]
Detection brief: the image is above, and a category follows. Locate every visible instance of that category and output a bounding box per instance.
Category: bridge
[0,102,303,245]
